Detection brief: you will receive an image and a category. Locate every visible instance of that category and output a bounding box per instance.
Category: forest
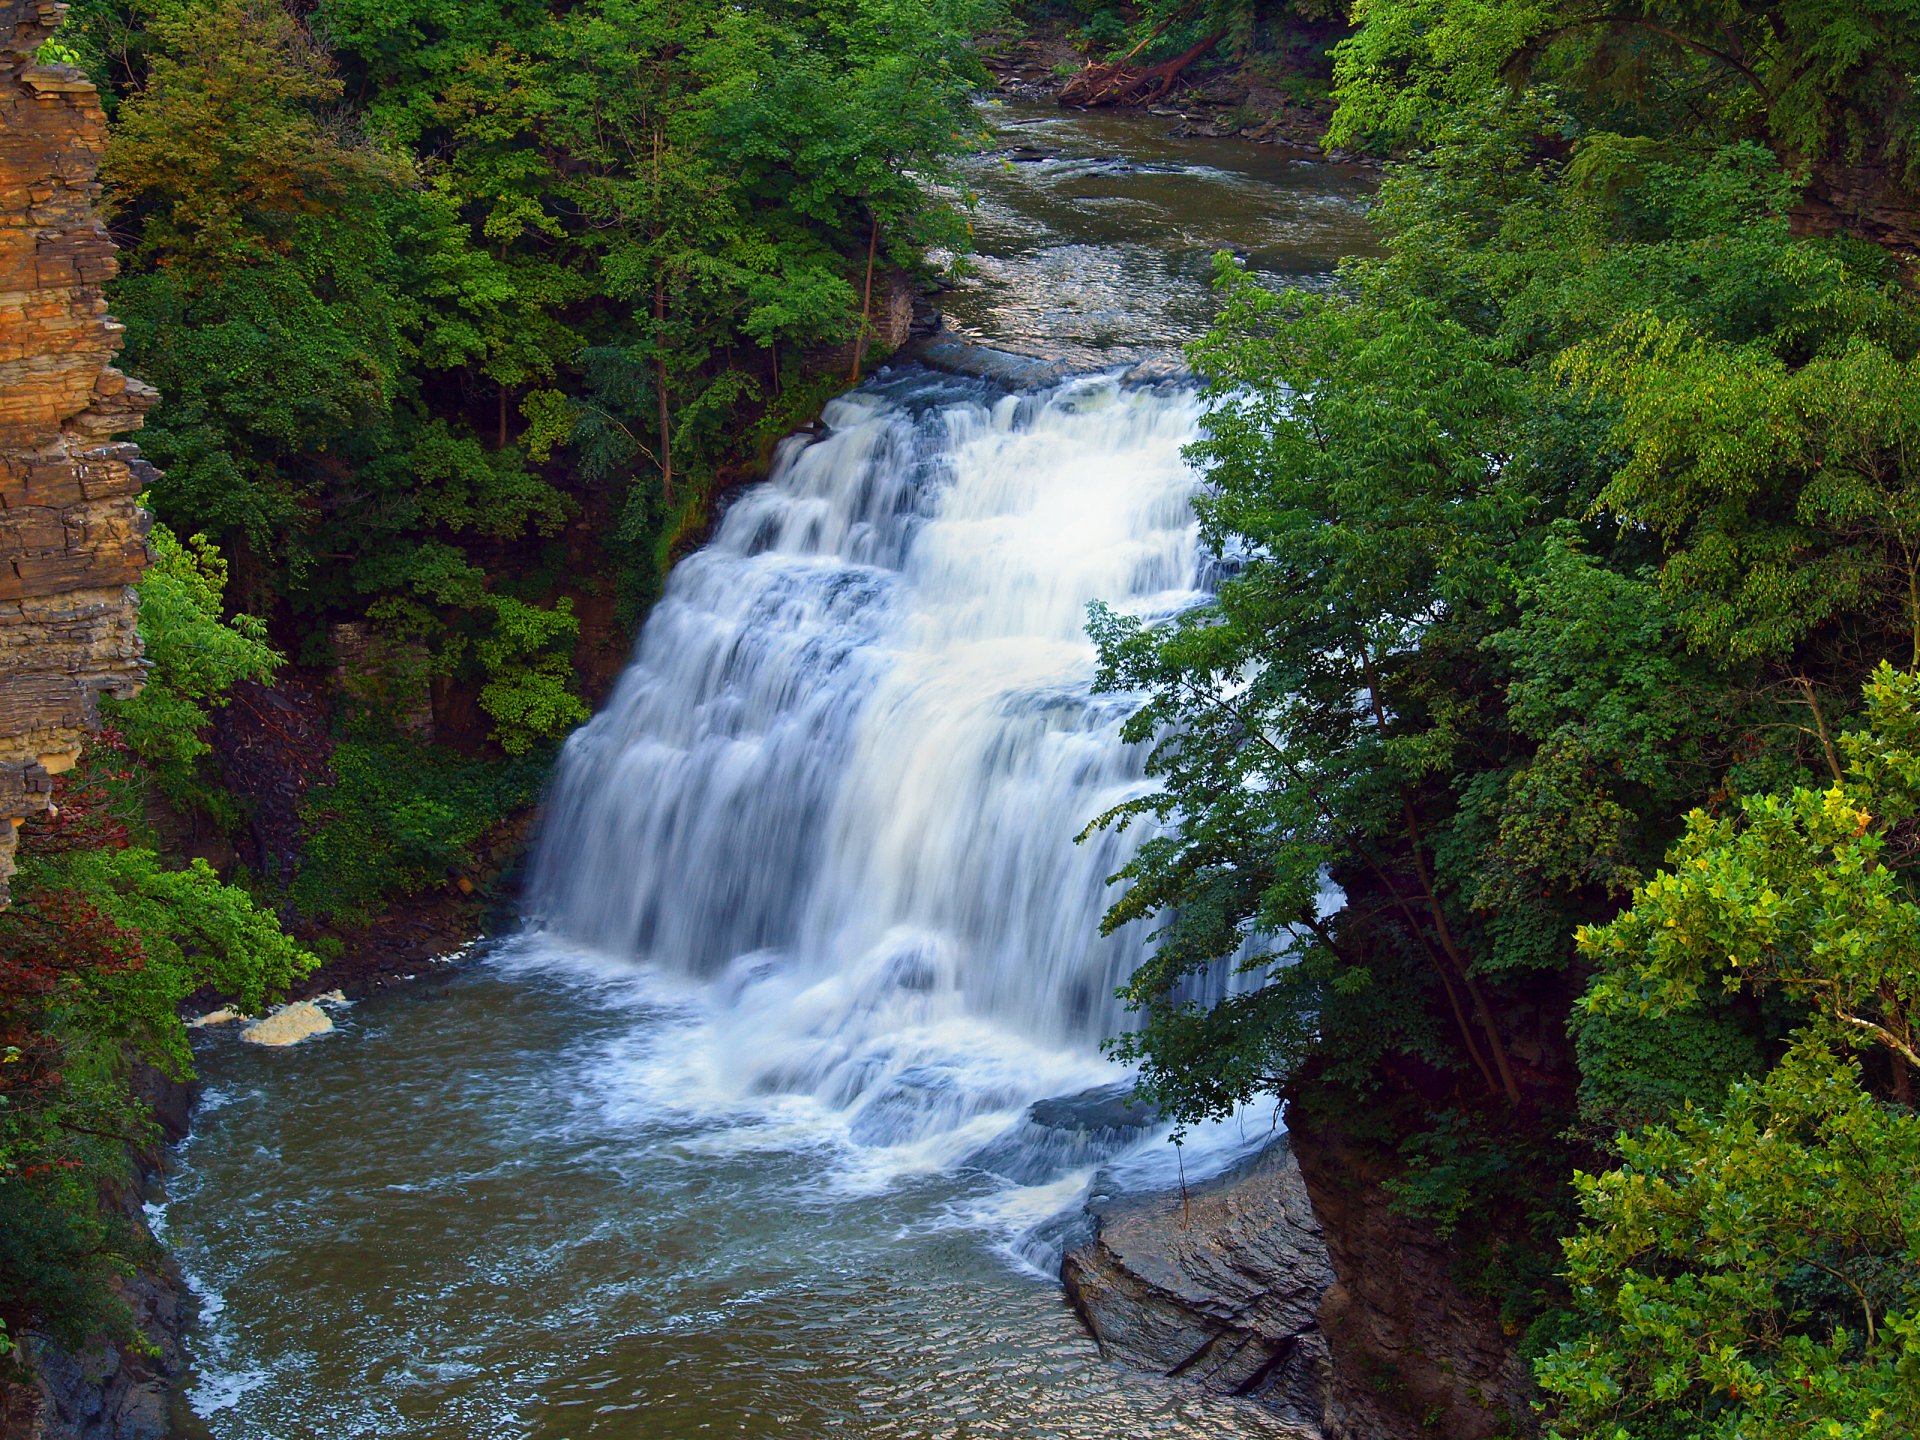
[1089,0,1920,1433]
[4,0,1920,1436]
[2,0,994,1377]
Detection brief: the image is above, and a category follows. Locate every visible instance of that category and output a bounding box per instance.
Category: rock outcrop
[239,998,333,1047]
[1061,1138,1336,1436]
[1286,1105,1538,1440]
[8,1066,195,1440]
[0,0,153,904]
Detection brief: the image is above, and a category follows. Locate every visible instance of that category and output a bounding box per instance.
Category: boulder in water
[966,1081,1160,1184]
[907,333,1083,389]
[1061,1137,1336,1435]
[240,1001,333,1047]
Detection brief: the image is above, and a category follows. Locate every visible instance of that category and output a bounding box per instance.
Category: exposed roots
[1058,30,1224,107]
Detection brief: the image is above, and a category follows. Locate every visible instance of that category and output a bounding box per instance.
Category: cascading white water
[528,366,1235,1183]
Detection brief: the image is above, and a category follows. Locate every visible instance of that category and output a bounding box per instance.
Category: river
[162,100,1375,1440]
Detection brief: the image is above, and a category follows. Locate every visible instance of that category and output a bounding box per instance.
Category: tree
[0,748,315,1353]
[1330,0,1920,185]
[1540,666,1920,1436]
[1089,257,1537,1115]
[1537,1041,1920,1440]
[103,522,283,814]
[1578,663,1920,1104]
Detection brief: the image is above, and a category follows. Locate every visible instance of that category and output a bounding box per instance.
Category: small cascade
[528,366,1231,1173]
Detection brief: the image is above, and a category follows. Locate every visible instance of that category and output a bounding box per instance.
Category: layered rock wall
[1287,1105,1537,1439]
[1062,1139,1336,1436]
[0,0,152,901]
[1062,1118,1537,1440]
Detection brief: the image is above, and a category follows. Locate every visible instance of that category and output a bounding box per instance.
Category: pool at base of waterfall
[165,940,1301,1440]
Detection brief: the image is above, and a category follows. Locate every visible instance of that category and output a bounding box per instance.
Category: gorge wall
[0,0,152,904]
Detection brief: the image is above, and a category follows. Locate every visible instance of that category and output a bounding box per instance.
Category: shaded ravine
[162,103,1377,1440]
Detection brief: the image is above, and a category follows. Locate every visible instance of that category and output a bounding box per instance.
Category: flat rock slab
[1062,1137,1335,1435]
[240,1000,333,1047]
[907,332,1090,389]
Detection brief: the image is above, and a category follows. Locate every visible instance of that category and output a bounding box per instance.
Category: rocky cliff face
[1286,1105,1537,1440]
[0,0,153,904]
[1062,1116,1537,1440]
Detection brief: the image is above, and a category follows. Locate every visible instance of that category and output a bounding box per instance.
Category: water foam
[527,367,1265,1206]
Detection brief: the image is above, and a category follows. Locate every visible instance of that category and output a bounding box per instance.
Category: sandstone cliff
[0,0,152,904]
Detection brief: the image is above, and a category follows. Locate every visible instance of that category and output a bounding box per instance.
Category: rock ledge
[1061,1137,1337,1436]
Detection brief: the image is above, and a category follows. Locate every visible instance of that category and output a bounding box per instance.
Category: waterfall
[526,366,1228,1179]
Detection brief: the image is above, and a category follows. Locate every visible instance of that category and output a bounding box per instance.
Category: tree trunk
[851,212,879,384]
[1060,28,1223,107]
[1364,660,1523,1107]
[655,281,672,508]
[1058,4,1192,105]
[497,381,508,450]
[652,125,673,508]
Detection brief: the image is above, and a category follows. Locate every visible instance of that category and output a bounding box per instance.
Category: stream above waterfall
[164,101,1375,1440]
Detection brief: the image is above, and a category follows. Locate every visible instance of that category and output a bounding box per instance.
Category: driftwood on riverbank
[1057,29,1225,107]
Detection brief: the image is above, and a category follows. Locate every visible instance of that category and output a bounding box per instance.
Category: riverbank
[981,17,1355,155]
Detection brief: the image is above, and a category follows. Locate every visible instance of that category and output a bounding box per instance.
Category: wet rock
[967,1081,1160,1184]
[240,999,333,1047]
[1061,1137,1336,1436]
[21,1264,183,1440]
[1120,353,1194,386]
[11,1064,198,1438]
[906,333,1085,390]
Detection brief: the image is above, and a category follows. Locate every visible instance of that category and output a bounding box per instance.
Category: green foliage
[1385,1109,1578,1347]
[1569,1003,1766,1136]
[72,0,1003,785]
[9,0,1006,1370]
[103,522,282,814]
[0,752,315,1350]
[1084,0,1920,1382]
[1537,1040,1920,1439]
[1329,0,1920,176]
[1090,254,1542,1118]
[475,595,589,754]
[1579,664,1920,1076]
[1534,670,1920,1432]
[45,848,315,1078]
[289,735,548,925]
[99,0,396,269]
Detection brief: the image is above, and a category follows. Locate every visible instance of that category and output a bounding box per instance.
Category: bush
[289,735,549,925]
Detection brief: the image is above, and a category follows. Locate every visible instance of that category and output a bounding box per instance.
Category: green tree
[0,753,314,1353]
[1331,0,1920,179]
[1579,663,1920,1104]
[1541,667,1920,1435]
[103,522,283,813]
[1537,1040,1920,1440]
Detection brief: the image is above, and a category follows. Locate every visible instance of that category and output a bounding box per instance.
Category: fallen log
[1058,30,1225,107]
